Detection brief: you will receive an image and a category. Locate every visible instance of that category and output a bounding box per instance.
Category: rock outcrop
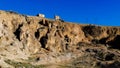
[0,10,120,68]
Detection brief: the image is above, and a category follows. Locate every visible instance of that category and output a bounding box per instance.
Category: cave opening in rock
[65,43,69,50]
[40,35,48,48]
[35,57,40,61]
[64,35,70,42]
[99,37,108,44]
[39,20,43,25]
[39,20,48,26]
[98,35,120,50]
[14,24,23,41]
[105,53,115,61]
[35,29,40,39]
[92,39,99,44]
[108,35,120,49]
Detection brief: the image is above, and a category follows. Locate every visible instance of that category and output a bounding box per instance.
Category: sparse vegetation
[4,59,46,68]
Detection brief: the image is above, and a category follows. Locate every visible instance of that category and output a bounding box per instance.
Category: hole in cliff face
[107,28,118,35]
[35,29,40,39]
[64,35,70,42]
[14,24,23,41]
[39,20,48,26]
[40,35,48,48]
[100,61,120,68]
[92,39,99,44]
[107,35,120,49]
[105,53,115,61]
[27,22,30,24]
[65,43,69,50]
[35,57,40,61]
[10,43,13,46]
[99,37,108,44]
[61,27,65,32]
[82,25,102,37]
[39,20,43,25]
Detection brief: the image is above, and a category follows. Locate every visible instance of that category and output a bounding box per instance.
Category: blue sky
[0,0,120,26]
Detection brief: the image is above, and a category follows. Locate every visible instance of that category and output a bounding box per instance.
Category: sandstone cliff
[0,10,120,68]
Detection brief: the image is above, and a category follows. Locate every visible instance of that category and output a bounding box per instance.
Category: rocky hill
[0,10,120,68]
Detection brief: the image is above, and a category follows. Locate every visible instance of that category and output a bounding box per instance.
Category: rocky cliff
[0,10,120,68]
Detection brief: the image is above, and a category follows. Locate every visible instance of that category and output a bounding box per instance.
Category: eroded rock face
[0,10,120,68]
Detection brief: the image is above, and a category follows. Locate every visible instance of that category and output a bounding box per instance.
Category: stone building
[37,14,45,18]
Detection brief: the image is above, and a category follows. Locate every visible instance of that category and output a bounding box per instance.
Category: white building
[37,14,45,18]
[54,15,60,20]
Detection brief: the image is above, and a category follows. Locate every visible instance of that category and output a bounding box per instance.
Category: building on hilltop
[54,15,60,20]
[37,14,45,18]
[54,15,64,22]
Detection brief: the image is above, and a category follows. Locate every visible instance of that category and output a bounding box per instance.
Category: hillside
[0,10,120,68]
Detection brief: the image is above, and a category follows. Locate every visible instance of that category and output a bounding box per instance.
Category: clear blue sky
[0,0,120,26]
